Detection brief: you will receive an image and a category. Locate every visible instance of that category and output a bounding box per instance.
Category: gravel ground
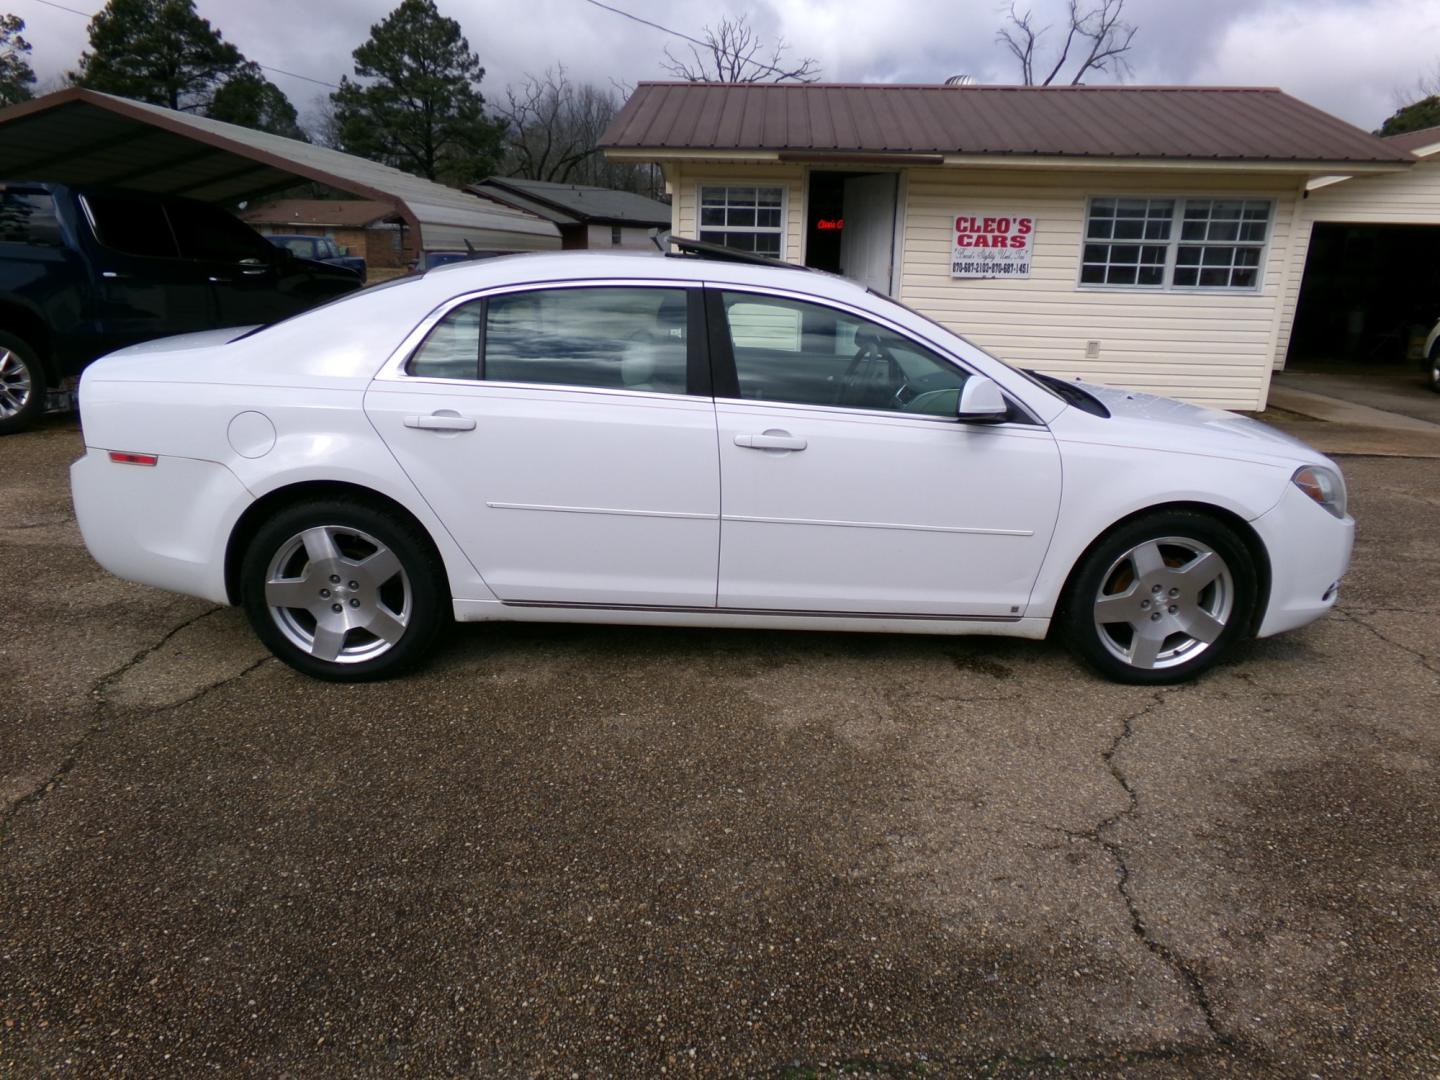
[2,416,1437,1078]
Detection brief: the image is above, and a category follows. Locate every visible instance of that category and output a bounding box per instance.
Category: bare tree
[998,0,1137,86]
[497,67,661,196]
[661,14,819,84]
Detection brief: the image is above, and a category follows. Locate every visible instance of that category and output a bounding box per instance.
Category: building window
[699,185,784,257]
[611,225,622,246]
[1081,197,1272,290]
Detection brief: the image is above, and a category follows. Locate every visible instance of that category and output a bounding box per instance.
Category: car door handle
[241,268,268,276]
[404,413,476,431]
[207,275,233,284]
[734,432,807,451]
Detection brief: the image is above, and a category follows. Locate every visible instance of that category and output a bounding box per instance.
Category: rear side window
[0,190,62,246]
[409,286,691,395]
[83,193,179,259]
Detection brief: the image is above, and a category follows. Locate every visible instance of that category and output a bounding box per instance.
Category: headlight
[1292,465,1347,519]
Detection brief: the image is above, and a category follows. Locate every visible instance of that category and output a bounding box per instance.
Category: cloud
[1179,0,1440,128]
[12,0,1435,133]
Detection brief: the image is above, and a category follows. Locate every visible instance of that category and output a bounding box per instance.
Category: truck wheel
[0,332,47,436]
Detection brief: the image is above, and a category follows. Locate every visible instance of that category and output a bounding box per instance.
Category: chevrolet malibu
[70,249,1354,684]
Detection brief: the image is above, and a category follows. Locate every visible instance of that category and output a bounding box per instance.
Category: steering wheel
[834,332,904,408]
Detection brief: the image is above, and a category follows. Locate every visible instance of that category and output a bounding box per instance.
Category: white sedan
[70,250,1353,684]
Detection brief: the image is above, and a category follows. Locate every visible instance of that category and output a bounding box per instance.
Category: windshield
[231,274,419,340]
[864,287,1062,402]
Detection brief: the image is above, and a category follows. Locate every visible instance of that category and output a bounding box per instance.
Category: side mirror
[956,375,1009,422]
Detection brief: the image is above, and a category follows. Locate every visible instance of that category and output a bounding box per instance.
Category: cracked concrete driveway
[2,416,1438,1078]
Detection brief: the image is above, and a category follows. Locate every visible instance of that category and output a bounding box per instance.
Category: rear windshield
[230,274,421,340]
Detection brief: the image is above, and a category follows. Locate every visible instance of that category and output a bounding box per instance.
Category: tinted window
[720,292,968,416]
[0,191,62,246]
[409,287,691,391]
[165,200,273,262]
[83,193,179,259]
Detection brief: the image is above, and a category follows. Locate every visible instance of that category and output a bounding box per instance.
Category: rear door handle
[734,432,806,451]
[404,413,476,431]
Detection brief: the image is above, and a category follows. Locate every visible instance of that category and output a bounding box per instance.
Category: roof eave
[605,145,1413,174]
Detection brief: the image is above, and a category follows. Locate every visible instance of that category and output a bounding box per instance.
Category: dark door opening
[1287,222,1440,369]
[804,171,897,293]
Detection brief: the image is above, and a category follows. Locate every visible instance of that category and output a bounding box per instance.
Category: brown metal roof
[1382,124,1440,156]
[238,199,399,228]
[0,88,561,250]
[603,83,1411,166]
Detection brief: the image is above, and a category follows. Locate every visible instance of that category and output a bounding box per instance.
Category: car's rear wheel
[240,499,446,681]
[1429,343,1440,393]
[0,332,47,436]
[1060,510,1257,684]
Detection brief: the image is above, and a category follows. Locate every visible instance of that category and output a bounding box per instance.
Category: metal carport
[0,88,561,252]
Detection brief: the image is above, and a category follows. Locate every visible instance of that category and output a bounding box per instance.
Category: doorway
[1288,222,1440,369]
[804,171,899,294]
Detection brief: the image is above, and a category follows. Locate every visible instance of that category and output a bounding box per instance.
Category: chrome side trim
[500,599,1021,622]
[486,501,717,521]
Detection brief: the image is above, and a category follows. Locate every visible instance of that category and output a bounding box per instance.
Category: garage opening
[804,171,898,294]
[1287,222,1440,369]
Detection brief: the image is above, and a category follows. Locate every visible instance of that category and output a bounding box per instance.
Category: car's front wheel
[240,499,447,681]
[1060,511,1257,684]
[0,332,47,436]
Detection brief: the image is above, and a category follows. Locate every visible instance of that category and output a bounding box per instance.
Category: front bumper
[1250,481,1355,638]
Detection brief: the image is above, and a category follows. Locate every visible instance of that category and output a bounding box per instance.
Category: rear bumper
[70,449,253,605]
[1251,482,1355,638]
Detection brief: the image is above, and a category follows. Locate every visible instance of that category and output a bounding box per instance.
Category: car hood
[1059,380,1327,465]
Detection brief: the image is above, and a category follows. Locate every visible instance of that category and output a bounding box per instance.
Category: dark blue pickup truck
[0,181,362,434]
[266,234,367,282]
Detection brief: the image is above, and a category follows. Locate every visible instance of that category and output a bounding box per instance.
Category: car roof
[420,250,874,306]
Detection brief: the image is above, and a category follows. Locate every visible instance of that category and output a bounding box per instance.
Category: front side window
[409,286,690,395]
[699,186,784,257]
[1081,196,1271,290]
[82,193,179,260]
[165,200,274,263]
[719,292,968,416]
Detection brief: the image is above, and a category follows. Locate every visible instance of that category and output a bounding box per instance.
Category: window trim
[394,280,709,399]
[696,183,788,261]
[1075,195,1275,294]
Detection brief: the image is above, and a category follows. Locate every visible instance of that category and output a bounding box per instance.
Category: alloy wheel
[1092,536,1234,671]
[264,524,411,663]
[0,347,33,419]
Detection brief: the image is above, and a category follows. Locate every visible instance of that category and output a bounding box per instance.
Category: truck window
[165,199,274,263]
[0,190,62,246]
[82,193,180,259]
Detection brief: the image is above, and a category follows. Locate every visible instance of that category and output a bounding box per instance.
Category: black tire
[0,331,48,436]
[240,498,448,681]
[1428,343,1440,393]
[1059,510,1258,685]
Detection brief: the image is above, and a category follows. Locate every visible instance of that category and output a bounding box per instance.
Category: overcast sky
[12,0,1440,133]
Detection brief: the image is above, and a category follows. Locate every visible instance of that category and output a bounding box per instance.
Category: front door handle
[404,413,476,432]
[734,431,807,451]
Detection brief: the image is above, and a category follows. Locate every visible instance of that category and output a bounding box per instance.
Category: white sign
[951,213,1035,279]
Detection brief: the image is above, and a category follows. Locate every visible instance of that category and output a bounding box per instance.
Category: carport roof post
[0,88,562,252]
